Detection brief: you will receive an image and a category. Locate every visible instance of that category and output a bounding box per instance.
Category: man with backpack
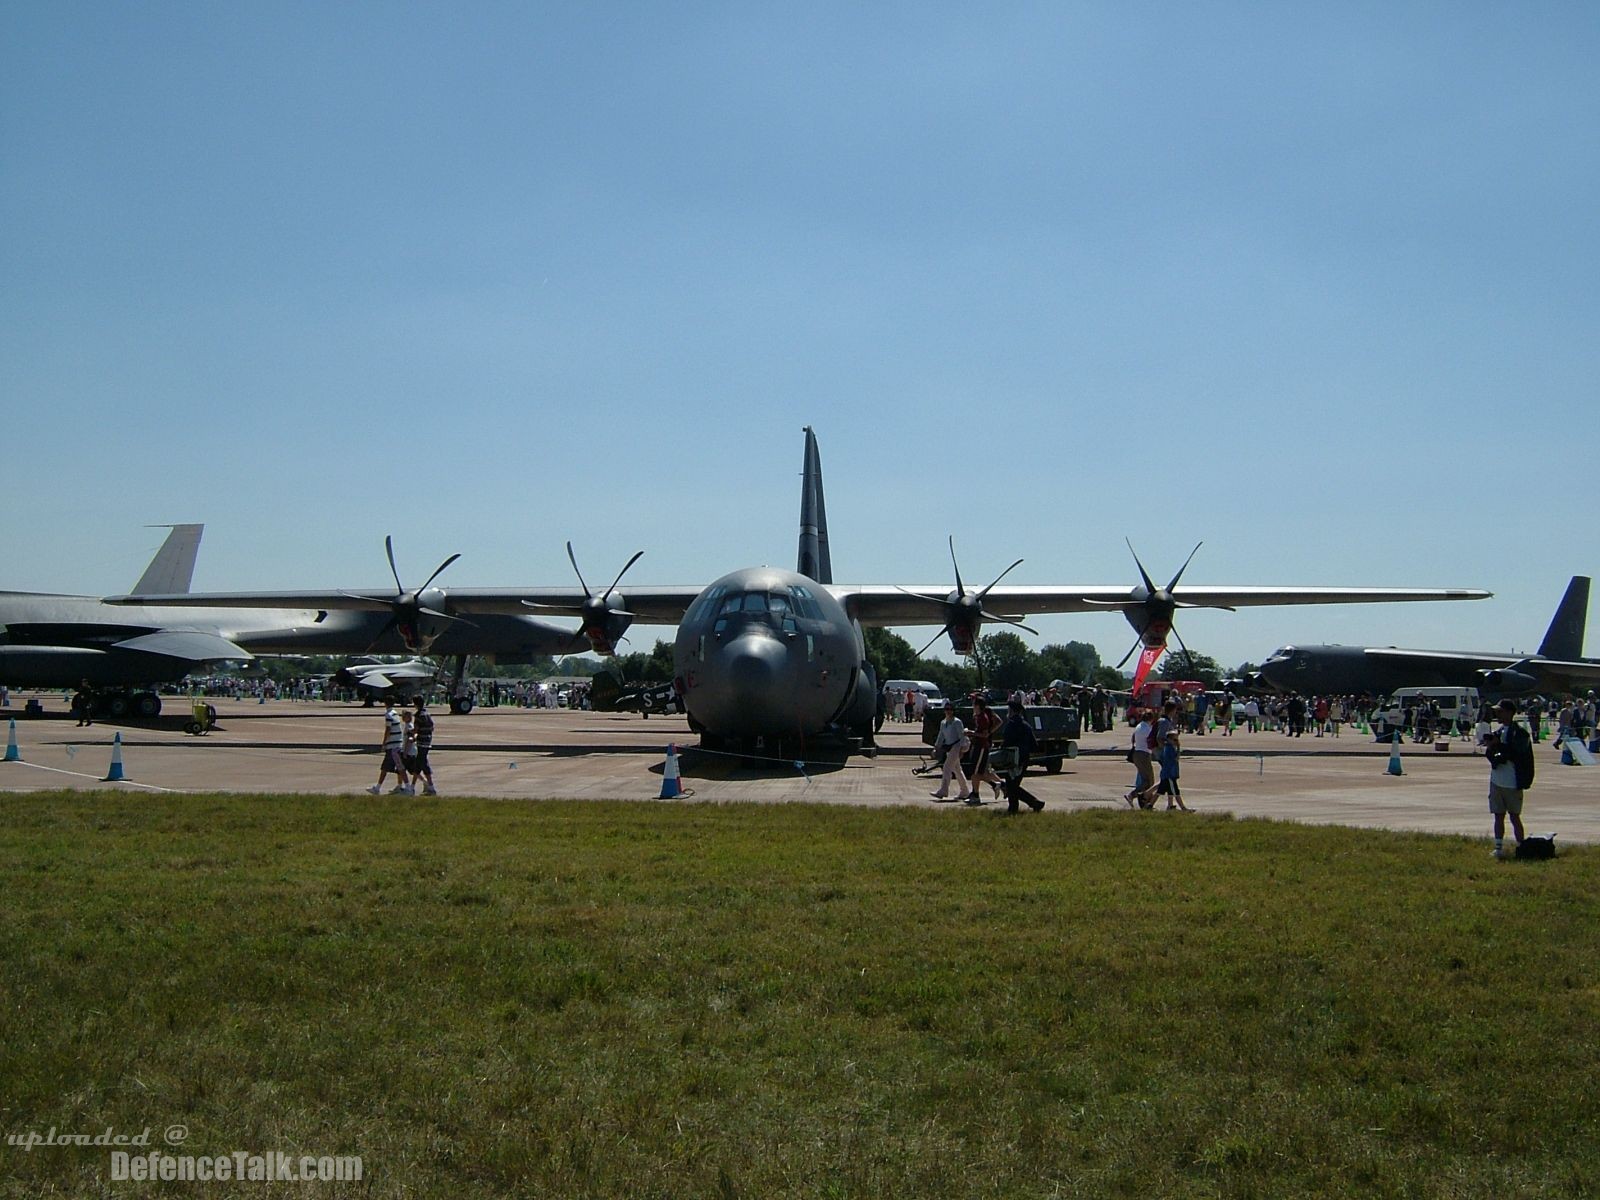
[1485,698,1535,859]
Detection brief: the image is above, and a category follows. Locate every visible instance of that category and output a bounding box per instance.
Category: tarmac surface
[1,694,1595,844]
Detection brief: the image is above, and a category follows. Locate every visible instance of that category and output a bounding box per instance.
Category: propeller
[343,536,466,653]
[895,536,1038,657]
[523,542,642,655]
[1092,540,1234,686]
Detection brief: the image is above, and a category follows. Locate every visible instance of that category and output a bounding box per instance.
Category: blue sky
[4,3,1596,670]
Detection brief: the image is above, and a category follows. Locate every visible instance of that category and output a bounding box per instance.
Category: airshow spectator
[1486,699,1534,859]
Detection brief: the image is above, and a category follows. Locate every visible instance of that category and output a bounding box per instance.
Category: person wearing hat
[1485,698,1534,858]
[929,700,973,803]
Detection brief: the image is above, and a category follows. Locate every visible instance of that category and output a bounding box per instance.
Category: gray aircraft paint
[0,526,588,698]
[1258,576,1598,696]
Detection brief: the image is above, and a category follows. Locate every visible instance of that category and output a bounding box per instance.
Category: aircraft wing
[837,585,1492,627]
[1366,648,1600,686]
[111,629,253,662]
[105,587,708,625]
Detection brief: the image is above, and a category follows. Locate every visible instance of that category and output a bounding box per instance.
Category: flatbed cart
[920,702,1080,772]
[184,697,219,736]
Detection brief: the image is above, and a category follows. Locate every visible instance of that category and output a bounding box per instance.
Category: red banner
[1130,644,1166,695]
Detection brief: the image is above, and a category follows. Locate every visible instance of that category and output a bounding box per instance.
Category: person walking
[962,693,1005,802]
[369,699,413,795]
[1157,723,1190,811]
[929,702,972,803]
[411,697,438,795]
[1486,698,1534,858]
[1125,707,1157,808]
[998,698,1045,813]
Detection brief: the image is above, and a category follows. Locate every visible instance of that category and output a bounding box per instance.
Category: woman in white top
[1124,709,1157,808]
[929,703,972,803]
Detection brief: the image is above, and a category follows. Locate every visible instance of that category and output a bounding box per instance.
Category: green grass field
[1,794,1596,1198]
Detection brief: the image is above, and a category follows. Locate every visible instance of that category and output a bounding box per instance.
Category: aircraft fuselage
[672,567,875,748]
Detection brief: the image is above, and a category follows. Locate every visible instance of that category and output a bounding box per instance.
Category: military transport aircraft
[4,528,589,716]
[117,428,1490,757]
[1253,576,1598,697]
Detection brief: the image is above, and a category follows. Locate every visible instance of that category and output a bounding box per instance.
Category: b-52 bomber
[1253,576,1598,697]
[120,428,1490,758]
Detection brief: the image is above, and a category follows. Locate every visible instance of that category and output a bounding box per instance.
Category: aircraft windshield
[712,590,802,635]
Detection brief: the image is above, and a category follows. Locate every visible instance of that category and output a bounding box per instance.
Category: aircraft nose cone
[727,635,782,692]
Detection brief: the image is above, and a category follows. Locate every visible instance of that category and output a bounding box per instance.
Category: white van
[883,680,944,710]
[1374,687,1481,736]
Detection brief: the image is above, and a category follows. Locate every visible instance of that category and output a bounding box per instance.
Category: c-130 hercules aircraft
[118,429,1490,758]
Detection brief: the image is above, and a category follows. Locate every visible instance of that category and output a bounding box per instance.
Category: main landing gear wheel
[104,694,131,718]
[133,692,161,719]
[450,695,475,715]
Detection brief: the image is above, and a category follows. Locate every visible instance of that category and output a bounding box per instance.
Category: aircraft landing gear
[89,689,161,720]
[447,654,473,715]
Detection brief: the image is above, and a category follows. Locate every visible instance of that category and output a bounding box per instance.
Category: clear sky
[4,3,1596,671]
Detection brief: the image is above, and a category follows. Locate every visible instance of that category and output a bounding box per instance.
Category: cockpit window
[788,585,823,620]
[685,585,727,625]
[741,593,768,612]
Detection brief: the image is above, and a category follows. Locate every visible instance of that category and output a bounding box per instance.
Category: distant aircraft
[332,657,439,704]
[122,429,1491,757]
[5,527,588,716]
[589,670,682,718]
[1253,576,1598,697]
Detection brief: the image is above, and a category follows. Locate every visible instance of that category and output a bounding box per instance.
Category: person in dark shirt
[998,699,1044,813]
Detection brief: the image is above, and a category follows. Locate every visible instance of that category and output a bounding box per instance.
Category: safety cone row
[1386,732,1404,777]
[659,744,681,798]
[103,731,127,782]
[3,718,19,762]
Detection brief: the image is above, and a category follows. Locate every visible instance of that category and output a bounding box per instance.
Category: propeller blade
[566,541,592,598]
[948,536,966,599]
[1171,624,1198,679]
[521,600,586,615]
[1115,634,1144,670]
[418,553,461,593]
[385,535,403,596]
[601,550,644,604]
[1166,541,1203,593]
[975,558,1025,602]
[417,606,470,626]
[978,611,1039,637]
[1125,539,1157,595]
[1081,598,1138,607]
[891,585,957,609]
[915,626,953,658]
[341,592,396,607]
[1174,601,1237,612]
[362,615,398,656]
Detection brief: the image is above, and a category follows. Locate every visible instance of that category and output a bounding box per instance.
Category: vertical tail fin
[1537,575,1589,660]
[130,524,204,595]
[796,427,832,584]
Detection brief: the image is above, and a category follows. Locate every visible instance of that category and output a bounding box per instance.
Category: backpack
[1514,835,1556,861]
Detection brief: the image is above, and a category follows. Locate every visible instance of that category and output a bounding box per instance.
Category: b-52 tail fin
[130,524,204,596]
[1537,575,1590,661]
